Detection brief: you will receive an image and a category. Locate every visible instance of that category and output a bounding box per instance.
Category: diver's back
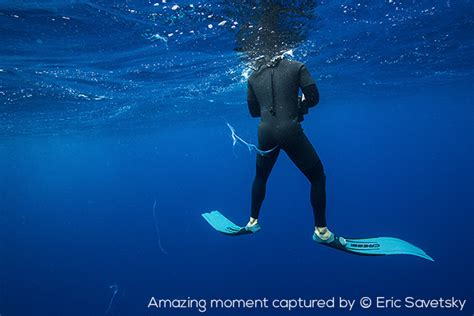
[249,59,304,140]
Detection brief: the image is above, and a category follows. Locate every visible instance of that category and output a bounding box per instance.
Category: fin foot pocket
[313,233,347,251]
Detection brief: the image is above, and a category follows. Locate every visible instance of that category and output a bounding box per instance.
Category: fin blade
[201,210,245,235]
[345,237,434,261]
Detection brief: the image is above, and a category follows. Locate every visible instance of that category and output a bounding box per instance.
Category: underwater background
[1,0,473,315]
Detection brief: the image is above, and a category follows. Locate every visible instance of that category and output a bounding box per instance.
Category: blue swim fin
[202,211,433,261]
[201,210,260,235]
[313,233,434,261]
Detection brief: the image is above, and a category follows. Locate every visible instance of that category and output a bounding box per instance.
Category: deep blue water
[1,1,473,315]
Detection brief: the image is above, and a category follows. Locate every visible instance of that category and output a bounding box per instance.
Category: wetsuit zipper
[270,67,276,115]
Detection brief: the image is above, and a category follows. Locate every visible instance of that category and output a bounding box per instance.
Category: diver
[243,55,345,247]
[201,55,433,261]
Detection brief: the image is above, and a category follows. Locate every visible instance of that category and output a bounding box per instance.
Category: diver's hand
[297,95,307,122]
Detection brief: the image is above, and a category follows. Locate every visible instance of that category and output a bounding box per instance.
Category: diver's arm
[299,63,319,107]
[301,84,319,108]
[297,63,319,122]
[297,84,319,122]
[247,82,261,117]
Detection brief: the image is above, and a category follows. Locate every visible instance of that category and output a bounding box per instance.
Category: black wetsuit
[247,58,326,227]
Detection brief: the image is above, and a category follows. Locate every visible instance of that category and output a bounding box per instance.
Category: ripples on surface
[0,0,472,135]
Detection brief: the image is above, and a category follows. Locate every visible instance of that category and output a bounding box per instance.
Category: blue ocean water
[1,0,473,315]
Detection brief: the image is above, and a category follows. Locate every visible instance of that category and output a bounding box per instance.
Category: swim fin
[313,233,434,261]
[202,211,433,261]
[202,210,261,235]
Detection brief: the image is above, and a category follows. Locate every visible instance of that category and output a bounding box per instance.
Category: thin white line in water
[153,199,169,255]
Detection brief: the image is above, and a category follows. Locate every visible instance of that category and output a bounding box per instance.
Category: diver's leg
[284,132,346,246]
[301,160,327,228]
[249,147,280,225]
[283,132,329,233]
